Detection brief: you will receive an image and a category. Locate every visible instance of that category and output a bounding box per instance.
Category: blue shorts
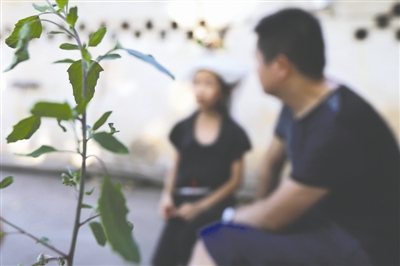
[200,221,372,265]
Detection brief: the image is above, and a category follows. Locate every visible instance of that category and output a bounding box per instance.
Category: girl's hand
[159,194,176,220]
[176,203,203,221]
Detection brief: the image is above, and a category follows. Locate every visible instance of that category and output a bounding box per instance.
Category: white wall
[1,1,398,189]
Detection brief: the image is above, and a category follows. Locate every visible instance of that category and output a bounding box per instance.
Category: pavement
[0,170,164,266]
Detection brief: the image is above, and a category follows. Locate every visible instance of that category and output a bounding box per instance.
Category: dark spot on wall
[376,14,390,28]
[146,20,153,30]
[355,28,368,40]
[187,30,193,39]
[121,21,130,30]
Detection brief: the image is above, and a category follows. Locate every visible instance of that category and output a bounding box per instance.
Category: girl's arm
[177,158,245,221]
[196,158,244,211]
[162,150,180,197]
[159,150,180,219]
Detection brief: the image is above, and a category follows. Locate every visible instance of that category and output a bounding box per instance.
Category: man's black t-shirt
[170,111,251,190]
[275,85,399,265]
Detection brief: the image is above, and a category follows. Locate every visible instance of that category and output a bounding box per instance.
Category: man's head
[255,8,325,95]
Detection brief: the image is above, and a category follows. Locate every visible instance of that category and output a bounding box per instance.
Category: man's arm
[234,178,329,231]
[256,136,287,199]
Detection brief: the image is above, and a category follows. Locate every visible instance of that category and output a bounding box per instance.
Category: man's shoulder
[333,86,379,125]
[315,85,398,154]
[302,87,371,146]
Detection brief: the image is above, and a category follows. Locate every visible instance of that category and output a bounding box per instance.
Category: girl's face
[193,70,222,111]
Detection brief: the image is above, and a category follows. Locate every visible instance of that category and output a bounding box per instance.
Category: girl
[152,57,251,266]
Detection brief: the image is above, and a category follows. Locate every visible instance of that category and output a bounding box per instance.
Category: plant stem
[43,257,62,263]
[39,19,75,39]
[70,121,81,154]
[45,0,67,22]
[86,154,109,176]
[35,256,65,265]
[79,214,100,227]
[0,217,68,258]
[95,47,116,64]
[58,150,82,155]
[67,28,87,266]
[4,231,23,235]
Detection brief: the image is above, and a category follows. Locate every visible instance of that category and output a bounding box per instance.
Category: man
[189,8,399,266]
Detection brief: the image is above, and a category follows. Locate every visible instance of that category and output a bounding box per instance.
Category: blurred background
[1,0,399,265]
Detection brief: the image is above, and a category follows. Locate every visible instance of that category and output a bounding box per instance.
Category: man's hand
[176,203,203,221]
[232,205,258,227]
[233,178,329,231]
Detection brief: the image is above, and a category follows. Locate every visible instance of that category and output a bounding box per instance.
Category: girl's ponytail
[215,76,237,116]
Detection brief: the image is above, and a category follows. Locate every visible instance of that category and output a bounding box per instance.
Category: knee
[188,239,216,266]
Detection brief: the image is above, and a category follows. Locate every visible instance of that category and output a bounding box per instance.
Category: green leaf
[66,6,78,27]
[67,60,103,104]
[48,31,65,35]
[61,173,76,186]
[0,176,13,189]
[6,116,41,143]
[0,232,5,239]
[36,236,51,244]
[19,145,57,158]
[93,204,100,214]
[85,187,95,195]
[57,119,67,132]
[67,167,80,184]
[60,43,79,50]
[93,111,112,131]
[32,3,49,12]
[31,102,73,120]
[53,59,75,64]
[89,222,107,246]
[119,46,174,80]
[82,47,91,61]
[99,175,140,263]
[33,255,45,266]
[67,167,77,177]
[114,40,123,50]
[108,123,119,135]
[89,27,106,47]
[55,0,68,9]
[34,253,49,266]
[57,258,65,266]
[127,221,134,231]
[93,132,129,154]
[5,15,42,48]
[74,98,90,115]
[97,53,121,62]
[4,24,31,72]
[81,203,93,209]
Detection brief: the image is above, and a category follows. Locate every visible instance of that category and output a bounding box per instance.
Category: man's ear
[273,54,291,81]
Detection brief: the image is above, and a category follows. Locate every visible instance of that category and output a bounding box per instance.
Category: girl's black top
[170,111,252,190]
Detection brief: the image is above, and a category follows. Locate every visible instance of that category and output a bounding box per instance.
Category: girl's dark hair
[214,75,236,116]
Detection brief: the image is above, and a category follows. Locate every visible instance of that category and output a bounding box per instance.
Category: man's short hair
[255,8,325,81]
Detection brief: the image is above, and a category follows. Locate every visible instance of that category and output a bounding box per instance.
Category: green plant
[0,1,174,265]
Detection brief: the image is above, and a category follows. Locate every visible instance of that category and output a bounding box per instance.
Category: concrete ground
[0,170,164,266]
